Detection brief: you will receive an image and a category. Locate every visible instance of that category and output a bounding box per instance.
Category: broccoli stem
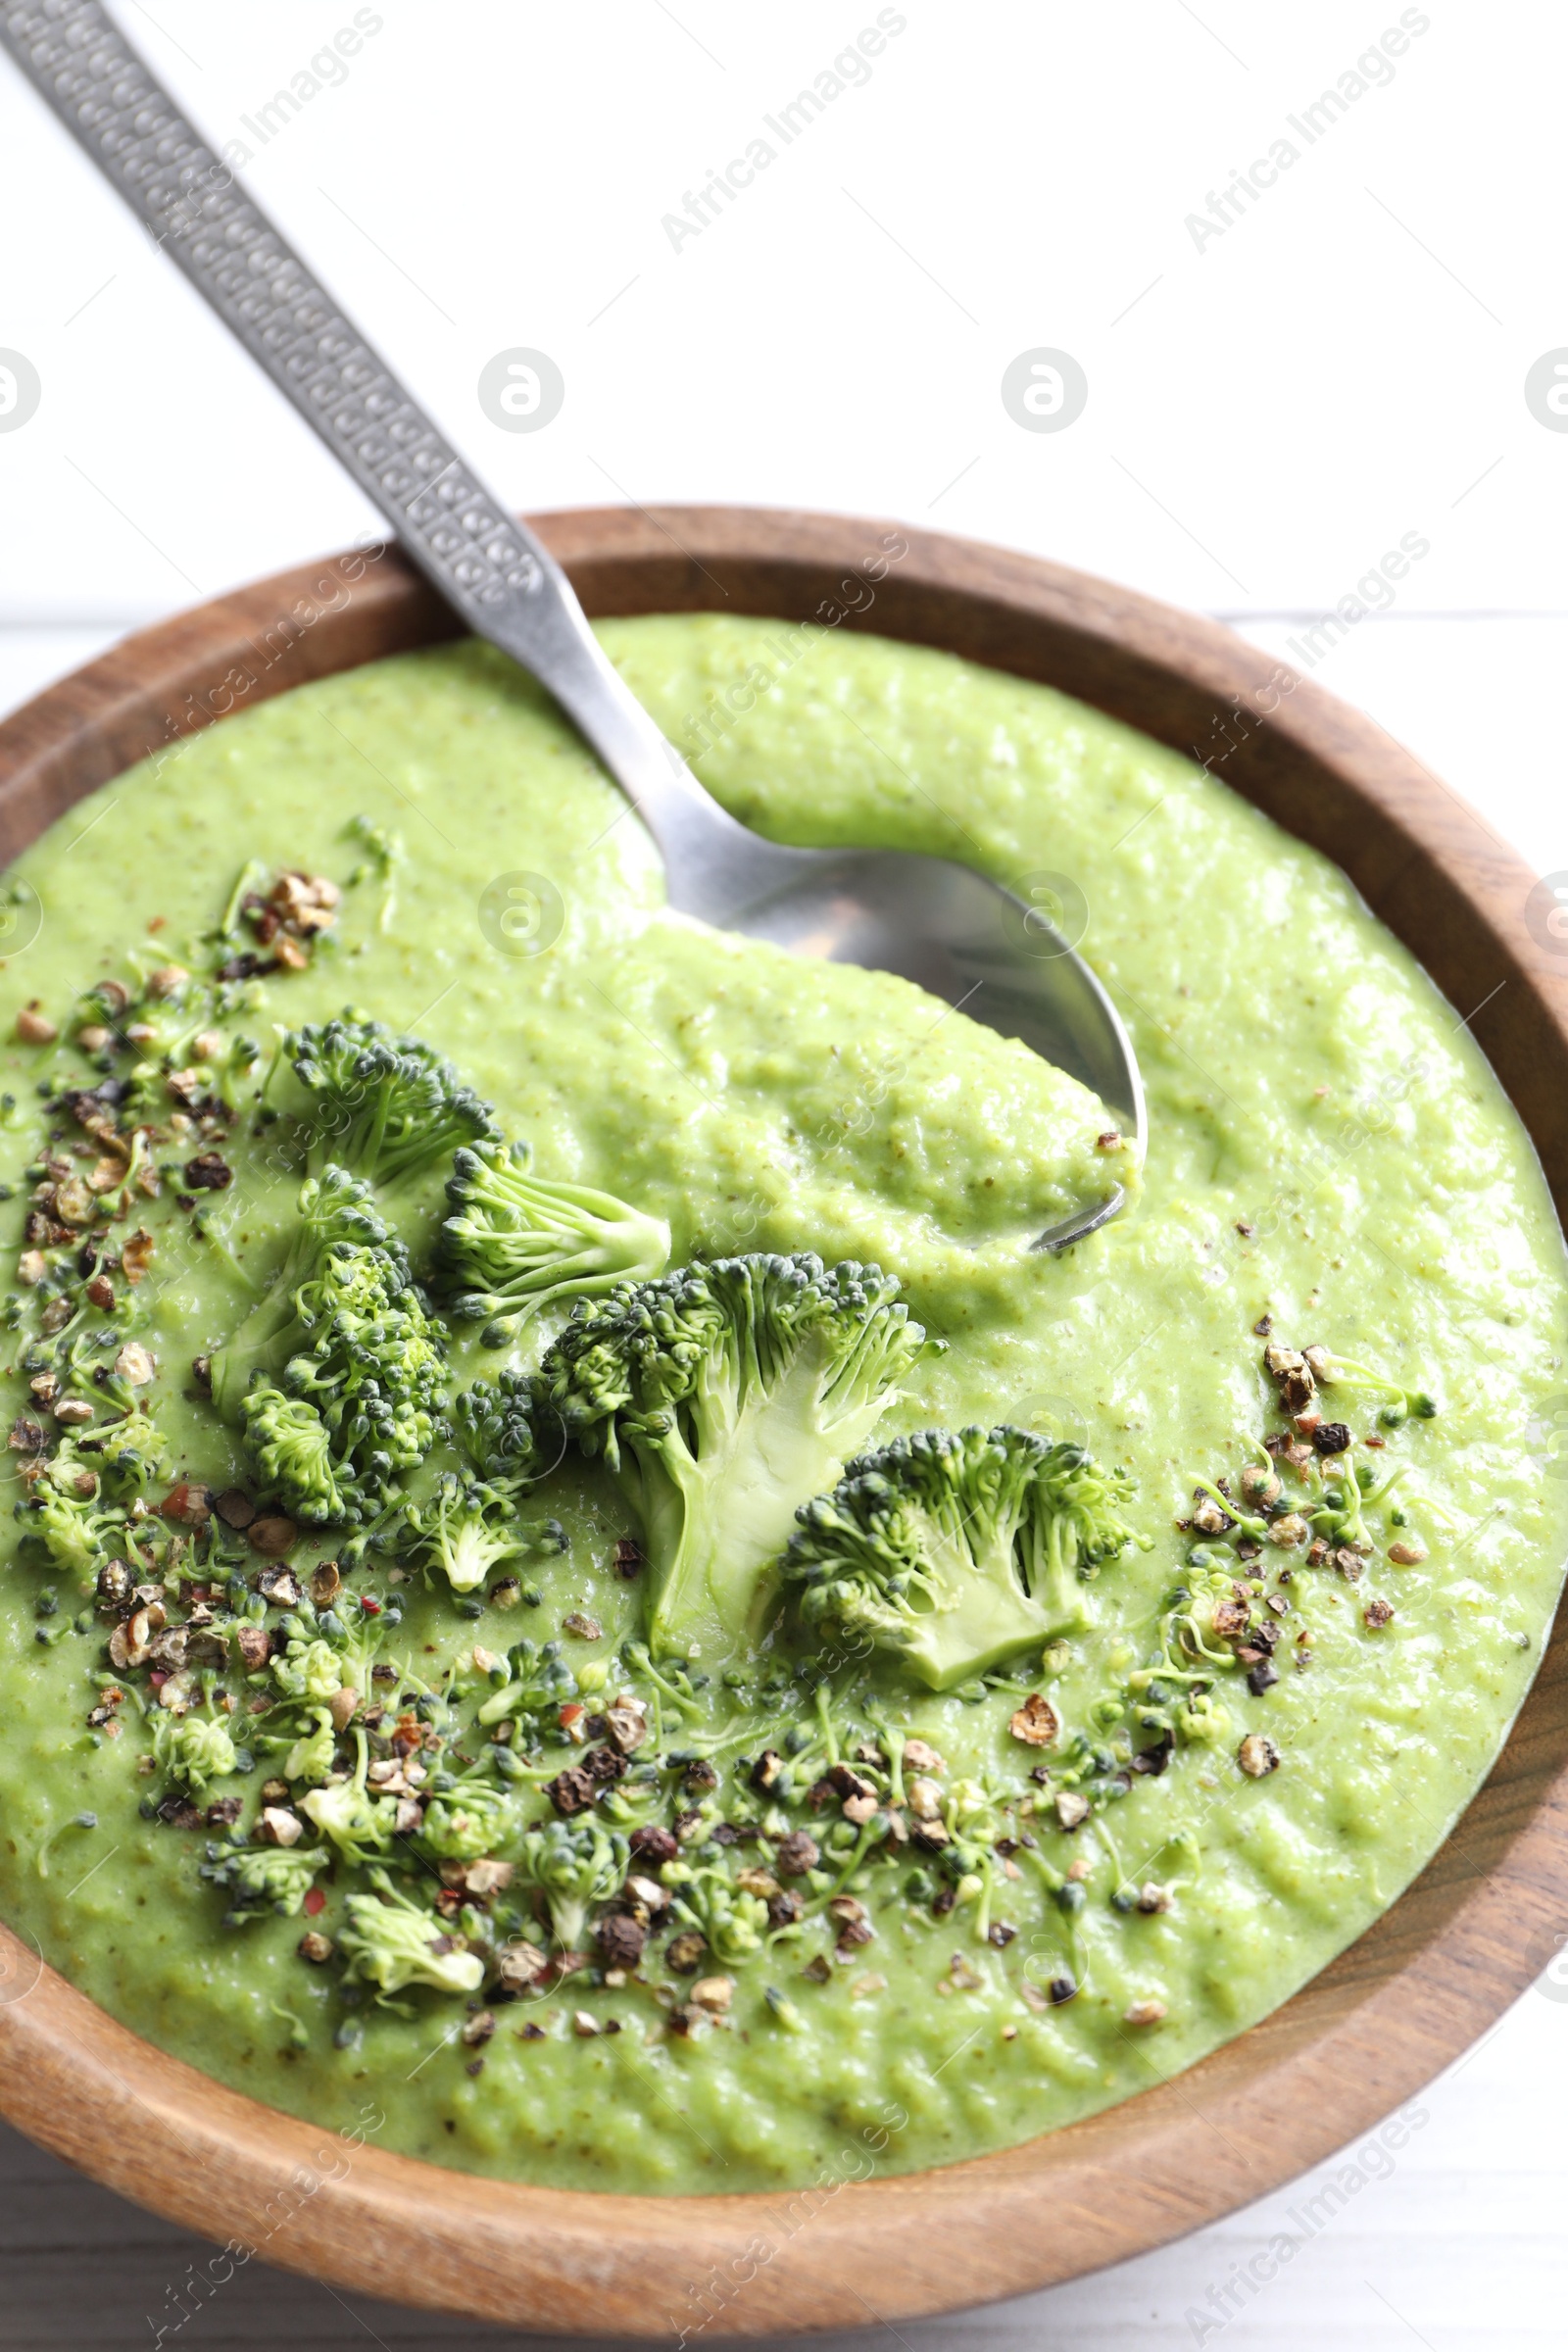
[825,1813,887,1896]
[1189,1476,1269,1542]
[859,1702,909,1802]
[621,1642,706,1724]
[635,1330,898,1659]
[1311,1461,1407,1548]
[543,1253,934,1666]
[969,1854,996,1945]
[1315,1354,1437,1427]
[219,858,269,939]
[439,1143,671,1334]
[210,1180,348,1420]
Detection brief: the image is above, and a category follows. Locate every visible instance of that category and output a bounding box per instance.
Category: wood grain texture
[0,508,1563,2340]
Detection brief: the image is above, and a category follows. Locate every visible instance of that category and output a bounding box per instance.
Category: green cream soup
[0,615,1560,2195]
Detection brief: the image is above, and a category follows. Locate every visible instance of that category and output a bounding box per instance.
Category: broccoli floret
[241,1392,358,1523]
[282,1706,337,1786]
[782,1425,1145,1691]
[215,1166,448,1522]
[196,1030,262,1113]
[300,1729,397,1865]
[400,1471,529,1595]
[338,1868,485,1997]
[272,1632,357,1706]
[662,1861,770,1965]
[271,1601,384,1717]
[200,1838,328,1923]
[416,1781,521,1862]
[1177,1690,1233,1745]
[275,1239,446,1510]
[512,1817,627,1952]
[211,1164,394,1418]
[80,1410,169,1496]
[282,1018,496,1195]
[27,1484,120,1580]
[539,1253,935,1660]
[18,1441,123,1580]
[474,1636,579,1731]
[437,1140,670,1342]
[151,1710,237,1795]
[451,1368,563,1490]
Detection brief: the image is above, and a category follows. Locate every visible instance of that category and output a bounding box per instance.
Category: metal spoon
[0,0,1144,1250]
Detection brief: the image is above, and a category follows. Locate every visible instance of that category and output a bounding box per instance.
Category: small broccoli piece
[200,1838,328,1924]
[437,1140,670,1342]
[272,1633,354,1705]
[81,1410,169,1496]
[1177,1691,1232,1745]
[151,1711,237,1795]
[539,1252,935,1660]
[512,1818,627,1952]
[474,1636,579,1730]
[282,1018,496,1195]
[338,1868,485,1998]
[216,1166,448,1523]
[764,1984,806,2033]
[241,1392,360,1524]
[270,1602,383,1713]
[199,1031,263,1113]
[1308,1457,1408,1550]
[18,1442,123,1580]
[663,1862,769,1966]
[344,814,405,933]
[344,813,403,876]
[401,1471,530,1595]
[282,1707,338,1786]
[417,1782,521,1862]
[783,1425,1145,1691]
[1311,1351,1437,1428]
[27,1485,120,1579]
[300,1729,397,1865]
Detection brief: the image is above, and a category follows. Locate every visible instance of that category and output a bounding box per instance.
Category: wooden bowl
[0,508,1563,2336]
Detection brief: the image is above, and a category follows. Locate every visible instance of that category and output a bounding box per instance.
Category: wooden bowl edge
[0,508,1562,2334]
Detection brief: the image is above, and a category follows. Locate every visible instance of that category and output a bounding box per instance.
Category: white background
[2,4,1566,2348]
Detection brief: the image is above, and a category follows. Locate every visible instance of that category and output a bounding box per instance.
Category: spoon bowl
[698,830,1144,1247]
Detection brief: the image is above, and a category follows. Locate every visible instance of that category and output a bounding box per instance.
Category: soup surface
[0,613,1560,2194]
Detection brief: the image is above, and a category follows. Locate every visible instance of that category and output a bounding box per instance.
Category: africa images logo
[1524,351,1568,432]
[1524,874,1568,956]
[0,349,40,432]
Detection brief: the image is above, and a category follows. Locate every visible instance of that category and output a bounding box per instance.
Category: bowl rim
[0,504,1563,2338]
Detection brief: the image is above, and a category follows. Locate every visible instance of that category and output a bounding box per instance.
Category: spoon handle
[0,0,722,865]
